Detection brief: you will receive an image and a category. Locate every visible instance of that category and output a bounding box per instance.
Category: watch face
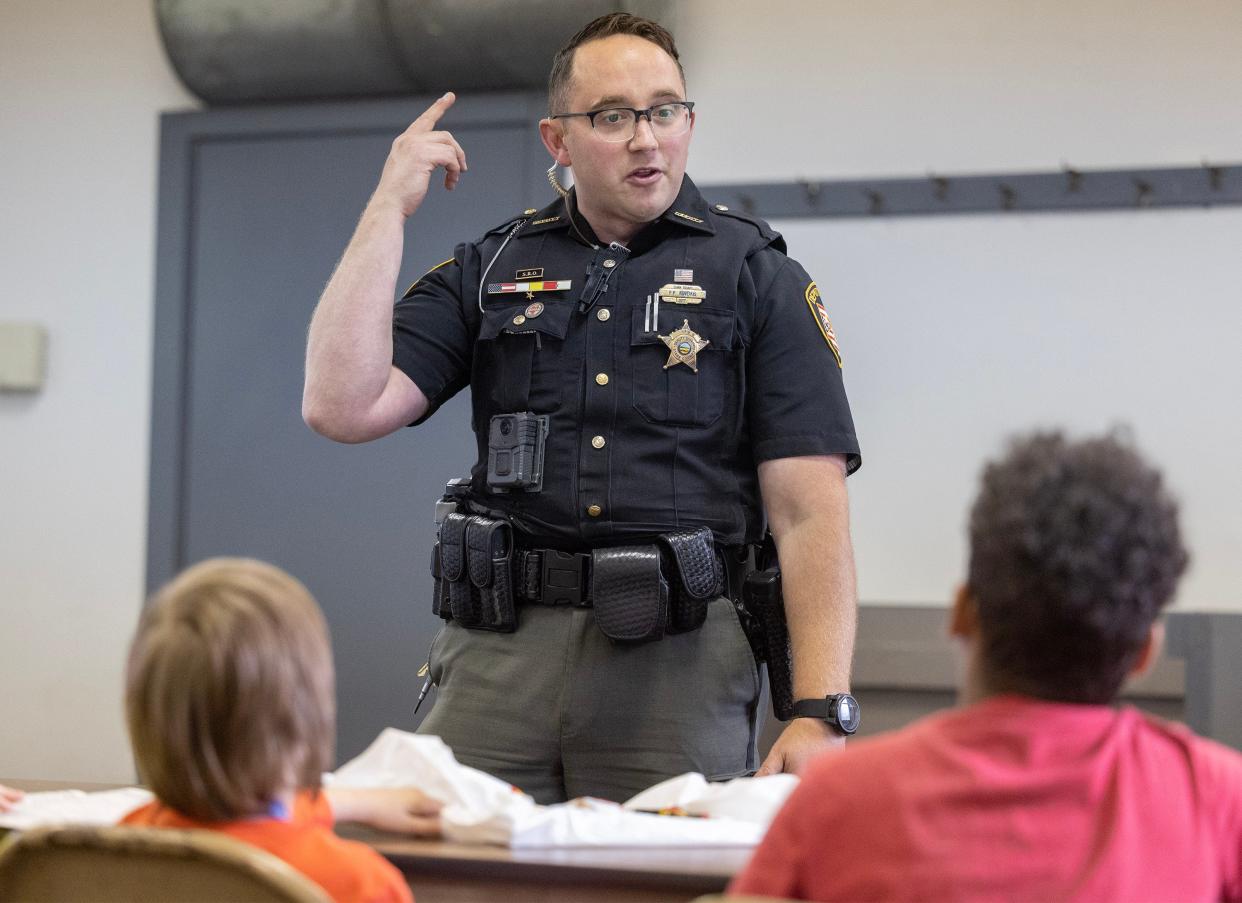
[833,694,861,734]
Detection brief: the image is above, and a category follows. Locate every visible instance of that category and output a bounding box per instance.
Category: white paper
[331,728,797,848]
[0,787,153,831]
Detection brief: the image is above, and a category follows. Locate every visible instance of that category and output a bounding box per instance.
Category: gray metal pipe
[156,0,672,105]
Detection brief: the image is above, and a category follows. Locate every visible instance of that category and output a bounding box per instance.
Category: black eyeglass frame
[549,101,696,135]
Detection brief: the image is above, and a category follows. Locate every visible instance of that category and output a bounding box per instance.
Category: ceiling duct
[156,0,673,105]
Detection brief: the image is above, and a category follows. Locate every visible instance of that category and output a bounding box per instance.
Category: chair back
[0,823,332,903]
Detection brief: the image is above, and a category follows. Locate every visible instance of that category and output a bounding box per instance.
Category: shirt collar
[516,175,717,247]
[656,175,715,235]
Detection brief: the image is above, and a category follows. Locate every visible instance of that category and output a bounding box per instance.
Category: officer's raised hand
[373,91,469,218]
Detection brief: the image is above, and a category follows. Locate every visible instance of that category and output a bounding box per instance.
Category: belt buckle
[541,550,589,606]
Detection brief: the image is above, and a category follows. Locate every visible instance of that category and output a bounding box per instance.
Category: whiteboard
[775,208,1242,611]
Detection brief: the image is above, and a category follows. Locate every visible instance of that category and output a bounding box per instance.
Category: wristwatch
[789,693,861,736]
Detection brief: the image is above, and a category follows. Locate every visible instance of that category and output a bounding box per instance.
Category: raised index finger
[412,92,456,132]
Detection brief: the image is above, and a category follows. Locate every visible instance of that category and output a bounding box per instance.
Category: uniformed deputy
[303,13,861,804]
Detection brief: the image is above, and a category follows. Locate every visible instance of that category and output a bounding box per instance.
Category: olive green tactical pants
[416,597,762,804]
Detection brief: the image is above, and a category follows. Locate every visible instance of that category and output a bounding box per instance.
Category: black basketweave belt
[515,541,746,609]
[431,512,744,643]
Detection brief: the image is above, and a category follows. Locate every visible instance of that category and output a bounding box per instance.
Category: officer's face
[545,35,693,238]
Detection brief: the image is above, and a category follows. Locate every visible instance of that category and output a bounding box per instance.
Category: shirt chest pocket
[630,307,736,428]
[476,301,573,413]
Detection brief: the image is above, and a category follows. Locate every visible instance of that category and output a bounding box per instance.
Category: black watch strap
[790,693,860,735]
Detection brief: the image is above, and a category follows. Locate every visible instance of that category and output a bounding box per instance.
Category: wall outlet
[0,322,48,391]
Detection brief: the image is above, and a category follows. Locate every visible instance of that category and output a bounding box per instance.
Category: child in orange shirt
[120,557,441,903]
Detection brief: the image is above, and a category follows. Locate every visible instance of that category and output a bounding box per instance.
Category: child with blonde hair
[121,557,440,903]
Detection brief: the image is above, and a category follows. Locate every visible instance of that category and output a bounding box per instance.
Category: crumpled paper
[331,727,797,848]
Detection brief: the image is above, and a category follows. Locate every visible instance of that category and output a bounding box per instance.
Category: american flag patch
[674,268,694,283]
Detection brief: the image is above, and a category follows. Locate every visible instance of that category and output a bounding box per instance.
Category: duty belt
[432,513,748,641]
[514,542,746,608]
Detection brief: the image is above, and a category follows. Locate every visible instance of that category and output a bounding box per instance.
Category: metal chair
[0,823,331,903]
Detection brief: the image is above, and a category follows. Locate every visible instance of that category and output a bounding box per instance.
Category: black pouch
[591,545,668,643]
[430,540,452,620]
[439,512,481,627]
[658,527,723,633]
[465,516,517,632]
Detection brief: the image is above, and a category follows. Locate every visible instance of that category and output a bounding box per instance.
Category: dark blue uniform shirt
[392,176,860,550]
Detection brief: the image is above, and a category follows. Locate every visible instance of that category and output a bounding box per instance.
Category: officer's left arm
[754,453,856,775]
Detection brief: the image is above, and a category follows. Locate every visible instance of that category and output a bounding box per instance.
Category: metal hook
[1202,160,1224,191]
[1061,163,1083,194]
[998,183,1017,211]
[865,189,884,216]
[798,179,823,207]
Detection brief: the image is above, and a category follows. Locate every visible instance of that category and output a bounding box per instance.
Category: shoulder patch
[708,203,786,252]
[401,257,456,298]
[804,281,843,368]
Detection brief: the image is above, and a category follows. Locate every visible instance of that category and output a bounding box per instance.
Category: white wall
[2,0,1240,780]
[782,210,1242,611]
[679,0,1242,180]
[0,0,199,782]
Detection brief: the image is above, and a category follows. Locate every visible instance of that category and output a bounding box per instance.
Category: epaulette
[707,202,787,253]
[484,207,540,237]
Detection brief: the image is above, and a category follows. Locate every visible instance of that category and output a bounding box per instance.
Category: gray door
[149,94,549,762]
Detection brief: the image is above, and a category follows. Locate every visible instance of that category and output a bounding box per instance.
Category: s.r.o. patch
[804,281,843,368]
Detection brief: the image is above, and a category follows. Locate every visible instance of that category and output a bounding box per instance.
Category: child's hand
[325,786,443,837]
[0,784,24,813]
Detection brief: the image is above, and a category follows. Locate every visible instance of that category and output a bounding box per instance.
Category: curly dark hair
[547,13,684,116]
[968,430,1189,704]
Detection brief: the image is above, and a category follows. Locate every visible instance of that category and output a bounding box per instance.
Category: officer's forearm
[760,456,857,697]
[303,197,408,439]
[781,515,856,698]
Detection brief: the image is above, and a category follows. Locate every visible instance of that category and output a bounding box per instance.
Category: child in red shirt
[731,431,1242,902]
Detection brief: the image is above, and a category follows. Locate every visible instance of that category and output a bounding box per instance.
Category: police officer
[303,13,861,804]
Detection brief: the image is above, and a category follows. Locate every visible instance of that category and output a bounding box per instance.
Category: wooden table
[342,824,745,902]
[4,779,745,902]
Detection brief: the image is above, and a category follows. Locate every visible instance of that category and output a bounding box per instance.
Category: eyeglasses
[550,101,695,143]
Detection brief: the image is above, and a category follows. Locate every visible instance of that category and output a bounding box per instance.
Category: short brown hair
[548,13,685,115]
[126,558,335,822]
[968,431,1188,704]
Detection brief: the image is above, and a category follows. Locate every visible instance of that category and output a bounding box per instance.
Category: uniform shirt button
[595,373,609,386]
[591,435,606,449]
[596,308,611,321]
[512,314,526,325]
[587,504,602,517]
[603,259,616,269]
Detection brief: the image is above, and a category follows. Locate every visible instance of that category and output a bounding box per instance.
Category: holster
[742,567,795,720]
[658,527,723,633]
[433,512,517,632]
[591,545,668,643]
